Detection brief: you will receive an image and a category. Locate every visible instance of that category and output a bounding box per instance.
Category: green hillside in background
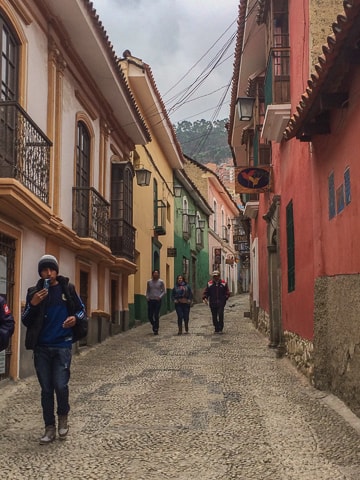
[174,119,232,164]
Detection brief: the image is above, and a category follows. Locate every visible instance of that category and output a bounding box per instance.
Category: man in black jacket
[22,255,86,444]
[203,270,230,334]
[0,295,15,352]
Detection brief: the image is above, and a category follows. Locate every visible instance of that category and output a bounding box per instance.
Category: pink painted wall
[256,0,316,339]
[312,67,360,276]
[255,195,271,312]
[279,139,314,340]
[279,0,314,340]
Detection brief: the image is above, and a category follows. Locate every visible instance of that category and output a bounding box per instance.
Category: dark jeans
[175,303,190,330]
[210,305,225,332]
[147,299,162,333]
[34,346,72,427]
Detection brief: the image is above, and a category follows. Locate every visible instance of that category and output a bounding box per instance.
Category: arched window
[111,163,133,224]
[182,197,189,234]
[213,200,217,233]
[74,121,91,236]
[76,121,90,189]
[153,179,158,228]
[0,14,18,101]
[110,162,135,261]
[0,15,19,178]
[196,212,202,246]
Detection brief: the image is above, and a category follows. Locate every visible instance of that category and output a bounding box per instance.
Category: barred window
[286,200,295,293]
[344,168,351,206]
[328,172,335,220]
[0,15,18,101]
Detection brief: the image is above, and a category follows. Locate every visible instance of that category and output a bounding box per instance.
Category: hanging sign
[235,166,271,194]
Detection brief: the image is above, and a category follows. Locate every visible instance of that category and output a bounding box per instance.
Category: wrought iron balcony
[253,125,271,166]
[264,47,290,109]
[154,199,166,235]
[0,101,51,204]
[72,187,110,246]
[110,218,135,262]
[196,228,204,250]
[181,213,190,240]
[221,225,230,243]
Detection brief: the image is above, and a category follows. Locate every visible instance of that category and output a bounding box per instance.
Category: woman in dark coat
[171,275,193,335]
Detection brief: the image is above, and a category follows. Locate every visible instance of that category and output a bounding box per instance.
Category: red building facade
[229,0,360,415]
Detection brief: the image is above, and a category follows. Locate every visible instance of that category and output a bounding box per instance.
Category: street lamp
[198,218,206,230]
[173,185,183,198]
[188,214,197,225]
[236,97,256,121]
[135,166,151,186]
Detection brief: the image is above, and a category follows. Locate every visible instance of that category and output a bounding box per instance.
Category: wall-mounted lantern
[173,185,183,198]
[198,219,206,230]
[236,97,256,121]
[135,166,152,186]
[188,214,197,225]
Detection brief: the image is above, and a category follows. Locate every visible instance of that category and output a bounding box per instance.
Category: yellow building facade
[0,0,150,379]
[119,54,184,322]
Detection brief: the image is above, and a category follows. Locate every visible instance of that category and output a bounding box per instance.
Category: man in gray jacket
[146,269,165,335]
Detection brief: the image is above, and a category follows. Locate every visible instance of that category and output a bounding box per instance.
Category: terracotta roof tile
[84,1,150,141]
[227,1,248,152]
[284,0,360,140]
[142,63,184,162]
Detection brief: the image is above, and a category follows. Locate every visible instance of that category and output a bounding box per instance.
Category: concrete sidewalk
[1,294,360,479]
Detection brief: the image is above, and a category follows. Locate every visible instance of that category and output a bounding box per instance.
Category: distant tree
[174,118,232,164]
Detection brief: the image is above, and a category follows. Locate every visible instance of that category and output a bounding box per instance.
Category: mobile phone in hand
[44,279,50,290]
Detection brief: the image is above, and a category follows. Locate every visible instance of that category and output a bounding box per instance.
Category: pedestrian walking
[202,270,230,333]
[146,269,165,335]
[22,254,87,445]
[171,275,193,335]
[0,295,15,352]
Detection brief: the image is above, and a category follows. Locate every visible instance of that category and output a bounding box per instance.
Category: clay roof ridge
[142,62,184,163]
[84,1,150,141]
[284,0,360,140]
[227,0,248,149]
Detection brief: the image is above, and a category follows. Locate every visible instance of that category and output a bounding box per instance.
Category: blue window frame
[336,185,345,214]
[344,168,351,205]
[328,172,335,220]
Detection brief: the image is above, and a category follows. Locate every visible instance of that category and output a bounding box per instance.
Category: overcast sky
[91,0,238,125]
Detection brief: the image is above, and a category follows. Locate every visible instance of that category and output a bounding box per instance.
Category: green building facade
[173,171,212,303]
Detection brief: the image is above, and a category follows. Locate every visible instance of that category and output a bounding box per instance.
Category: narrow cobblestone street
[2,294,360,479]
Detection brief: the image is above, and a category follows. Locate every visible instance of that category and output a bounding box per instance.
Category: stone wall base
[253,306,314,384]
[284,331,314,384]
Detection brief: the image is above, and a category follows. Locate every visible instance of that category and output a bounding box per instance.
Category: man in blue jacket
[203,270,230,334]
[22,255,86,444]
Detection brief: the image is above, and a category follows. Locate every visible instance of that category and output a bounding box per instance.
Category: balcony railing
[253,126,271,166]
[0,101,51,204]
[154,200,166,235]
[196,228,204,249]
[72,187,110,246]
[242,193,259,203]
[182,213,190,240]
[264,47,290,109]
[221,226,229,243]
[110,218,136,262]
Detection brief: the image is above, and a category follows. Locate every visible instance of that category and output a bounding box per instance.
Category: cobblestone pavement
[2,294,360,479]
